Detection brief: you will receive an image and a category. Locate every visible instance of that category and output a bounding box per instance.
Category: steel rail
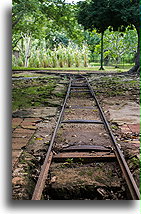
[86,77,140,200]
[31,78,72,200]
[61,119,103,124]
[31,74,139,200]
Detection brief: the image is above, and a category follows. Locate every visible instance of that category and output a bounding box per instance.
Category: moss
[128,156,140,170]
[78,171,86,176]
[87,170,93,177]
[91,75,139,100]
[75,179,85,185]
[111,125,118,130]
[95,176,106,184]
[12,81,58,111]
[65,158,74,164]
[54,92,65,98]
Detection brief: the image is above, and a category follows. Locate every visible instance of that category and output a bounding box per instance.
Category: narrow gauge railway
[31,74,139,200]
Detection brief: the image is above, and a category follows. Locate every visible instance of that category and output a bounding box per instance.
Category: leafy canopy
[77,0,140,33]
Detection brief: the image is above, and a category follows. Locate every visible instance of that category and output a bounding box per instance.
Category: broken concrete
[12,107,57,119]
[103,99,139,125]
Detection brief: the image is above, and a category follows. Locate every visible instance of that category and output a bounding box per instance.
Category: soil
[53,86,112,151]
[44,76,133,200]
[12,74,67,200]
[67,97,96,107]
[64,108,100,120]
[12,72,140,200]
[53,124,112,151]
[89,74,140,189]
[45,162,126,200]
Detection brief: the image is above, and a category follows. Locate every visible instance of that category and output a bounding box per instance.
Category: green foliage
[83,30,101,61]
[12,0,84,48]
[12,0,139,71]
[12,42,90,68]
[77,0,139,71]
[78,0,139,33]
[78,1,106,32]
[94,27,138,65]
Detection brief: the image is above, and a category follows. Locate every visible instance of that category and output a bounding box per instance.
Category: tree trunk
[128,26,140,74]
[99,31,104,70]
[115,57,120,68]
[24,37,31,67]
[12,36,22,49]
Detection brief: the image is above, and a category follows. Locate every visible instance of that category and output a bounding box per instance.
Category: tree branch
[12,13,23,28]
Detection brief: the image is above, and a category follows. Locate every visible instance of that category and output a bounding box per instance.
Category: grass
[12,64,133,73]
[12,73,61,80]
[12,73,44,77]
[12,66,101,71]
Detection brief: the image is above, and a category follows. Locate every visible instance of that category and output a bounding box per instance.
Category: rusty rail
[32,78,72,200]
[31,74,140,200]
[86,78,140,200]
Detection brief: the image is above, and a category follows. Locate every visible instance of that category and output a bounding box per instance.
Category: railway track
[31,74,140,200]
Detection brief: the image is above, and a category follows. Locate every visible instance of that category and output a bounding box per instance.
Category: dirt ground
[12,72,140,200]
[89,74,140,189]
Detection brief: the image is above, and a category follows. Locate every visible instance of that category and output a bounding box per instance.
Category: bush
[12,43,90,68]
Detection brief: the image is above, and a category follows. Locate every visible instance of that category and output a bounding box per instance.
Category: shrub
[12,42,90,68]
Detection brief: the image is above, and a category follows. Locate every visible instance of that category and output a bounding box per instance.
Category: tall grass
[12,42,90,68]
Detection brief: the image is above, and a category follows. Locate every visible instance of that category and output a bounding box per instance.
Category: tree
[102,28,138,66]
[12,0,82,66]
[77,0,140,73]
[12,0,84,48]
[77,0,111,70]
[83,30,100,62]
[107,0,140,73]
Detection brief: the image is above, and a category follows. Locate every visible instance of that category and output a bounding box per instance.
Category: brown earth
[12,73,140,200]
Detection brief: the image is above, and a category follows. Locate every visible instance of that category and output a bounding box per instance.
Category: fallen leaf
[50,176,56,183]
[36,137,43,140]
